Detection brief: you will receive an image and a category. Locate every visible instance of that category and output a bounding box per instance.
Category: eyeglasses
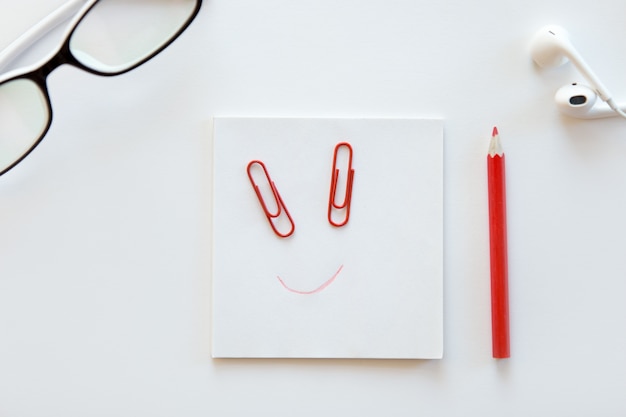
[0,0,202,176]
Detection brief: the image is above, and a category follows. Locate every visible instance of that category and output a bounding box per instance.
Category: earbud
[530,25,572,68]
[530,25,613,103]
[554,83,626,119]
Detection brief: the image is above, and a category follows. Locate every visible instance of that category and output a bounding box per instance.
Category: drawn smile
[276,265,344,295]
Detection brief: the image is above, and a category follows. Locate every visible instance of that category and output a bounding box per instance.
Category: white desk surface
[1,0,625,415]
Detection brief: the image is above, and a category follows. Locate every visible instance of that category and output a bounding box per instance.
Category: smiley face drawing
[211,117,444,359]
[245,142,354,295]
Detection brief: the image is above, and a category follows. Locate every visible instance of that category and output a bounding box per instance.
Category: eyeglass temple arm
[0,0,88,72]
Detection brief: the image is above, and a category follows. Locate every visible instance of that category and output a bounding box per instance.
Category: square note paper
[212,118,443,359]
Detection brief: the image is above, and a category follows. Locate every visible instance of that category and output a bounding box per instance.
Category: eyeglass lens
[0,79,50,172]
[0,0,199,175]
[70,0,198,74]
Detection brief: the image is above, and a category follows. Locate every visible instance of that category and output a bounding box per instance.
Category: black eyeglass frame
[0,0,203,177]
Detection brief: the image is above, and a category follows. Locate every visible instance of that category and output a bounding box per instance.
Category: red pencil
[487,126,510,359]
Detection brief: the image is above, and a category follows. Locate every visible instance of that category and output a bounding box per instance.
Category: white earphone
[554,83,626,119]
[530,25,626,119]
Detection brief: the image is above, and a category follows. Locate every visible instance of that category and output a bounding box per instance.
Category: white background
[1,0,625,415]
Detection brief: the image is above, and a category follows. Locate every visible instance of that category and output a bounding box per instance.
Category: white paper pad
[212,118,443,359]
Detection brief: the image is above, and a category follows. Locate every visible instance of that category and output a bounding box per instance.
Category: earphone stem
[607,99,626,120]
[567,47,613,103]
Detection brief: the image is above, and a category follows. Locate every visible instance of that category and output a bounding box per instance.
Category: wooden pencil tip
[488,127,503,156]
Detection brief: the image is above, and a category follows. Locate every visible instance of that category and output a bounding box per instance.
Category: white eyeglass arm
[0,0,89,72]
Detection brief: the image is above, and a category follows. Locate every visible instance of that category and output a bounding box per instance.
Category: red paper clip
[247,160,295,238]
[328,142,355,227]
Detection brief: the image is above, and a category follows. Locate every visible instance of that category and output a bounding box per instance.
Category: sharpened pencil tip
[488,127,503,156]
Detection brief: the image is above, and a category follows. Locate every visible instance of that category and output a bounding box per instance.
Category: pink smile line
[276,265,344,295]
